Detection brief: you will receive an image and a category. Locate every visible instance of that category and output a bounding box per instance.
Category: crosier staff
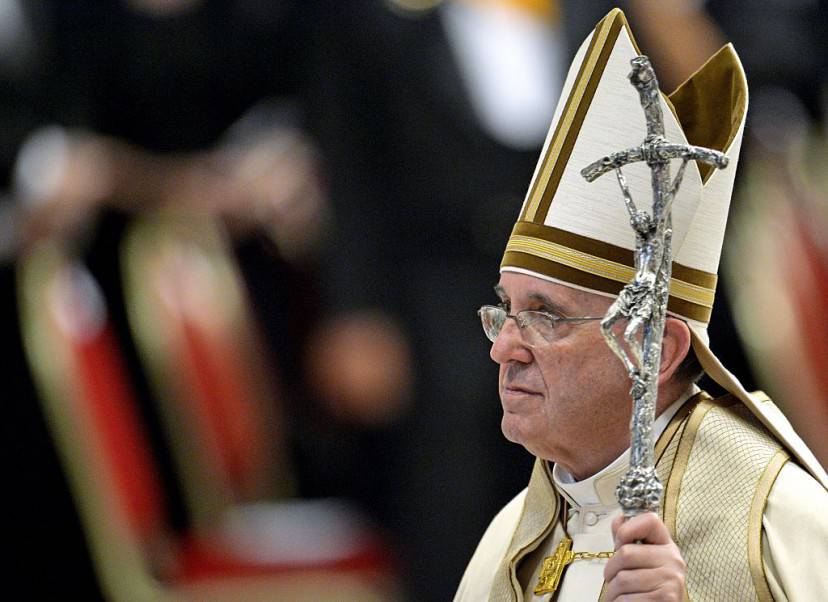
[581,56,728,518]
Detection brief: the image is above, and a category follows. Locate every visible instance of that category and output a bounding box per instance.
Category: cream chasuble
[454,389,828,601]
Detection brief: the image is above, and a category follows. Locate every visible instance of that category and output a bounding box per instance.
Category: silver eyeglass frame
[477,305,604,347]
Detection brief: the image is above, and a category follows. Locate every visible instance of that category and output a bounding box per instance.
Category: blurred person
[9,1,326,259]
[724,125,828,472]
[5,0,328,342]
[561,0,726,91]
[13,120,327,260]
[709,0,828,474]
[1,0,347,597]
[304,0,572,598]
[455,9,828,601]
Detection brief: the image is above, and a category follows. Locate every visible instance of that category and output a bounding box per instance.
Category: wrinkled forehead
[496,271,613,314]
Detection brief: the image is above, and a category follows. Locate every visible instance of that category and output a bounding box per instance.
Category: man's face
[491,272,634,477]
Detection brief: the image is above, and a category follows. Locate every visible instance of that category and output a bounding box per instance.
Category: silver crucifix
[580,56,728,517]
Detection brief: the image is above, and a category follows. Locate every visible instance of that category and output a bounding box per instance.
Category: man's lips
[502,383,543,397]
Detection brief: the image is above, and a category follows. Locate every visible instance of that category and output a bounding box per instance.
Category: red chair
[122,216,295,522]
[19,241,397,601]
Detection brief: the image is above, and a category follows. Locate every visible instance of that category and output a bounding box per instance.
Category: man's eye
[535,306,564,319]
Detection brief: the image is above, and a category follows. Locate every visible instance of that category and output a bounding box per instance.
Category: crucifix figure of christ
[580,56,729,517]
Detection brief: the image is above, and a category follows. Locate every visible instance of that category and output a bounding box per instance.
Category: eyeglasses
[477,305,604,347]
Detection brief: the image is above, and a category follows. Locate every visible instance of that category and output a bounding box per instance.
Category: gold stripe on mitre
[522,8,637,224]
[502,221,717,323]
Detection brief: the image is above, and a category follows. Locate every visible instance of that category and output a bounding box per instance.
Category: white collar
[552,385,700,508]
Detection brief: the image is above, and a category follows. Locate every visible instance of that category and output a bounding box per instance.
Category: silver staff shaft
[580,56,728,517]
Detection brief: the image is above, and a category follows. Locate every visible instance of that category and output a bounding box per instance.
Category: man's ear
[658,317,692,385]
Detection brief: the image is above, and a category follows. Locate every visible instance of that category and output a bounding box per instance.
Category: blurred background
[3,1,827,600]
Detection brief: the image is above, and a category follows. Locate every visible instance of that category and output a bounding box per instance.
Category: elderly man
[455,9,828,602]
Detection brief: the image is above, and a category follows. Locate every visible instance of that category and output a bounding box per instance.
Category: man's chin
[501,414,530,446]
[501,415,555,459]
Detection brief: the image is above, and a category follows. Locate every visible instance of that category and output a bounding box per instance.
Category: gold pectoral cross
[534,537,615,596]
[534,537,574,595]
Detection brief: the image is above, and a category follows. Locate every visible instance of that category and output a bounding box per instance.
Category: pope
[455,8,828,602]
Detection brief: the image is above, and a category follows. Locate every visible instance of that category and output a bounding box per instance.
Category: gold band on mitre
[502,221,717,323]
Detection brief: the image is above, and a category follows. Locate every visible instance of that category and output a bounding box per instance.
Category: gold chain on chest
[533,500,614,595]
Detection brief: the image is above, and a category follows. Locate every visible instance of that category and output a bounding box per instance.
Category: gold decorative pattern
[534,537,572,595]
[502,220,719,322]
[508,221,718,289]
[666,400,783,601]
[505,234,716,307]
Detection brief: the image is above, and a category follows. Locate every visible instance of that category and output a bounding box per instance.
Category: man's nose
[490,318,532,364]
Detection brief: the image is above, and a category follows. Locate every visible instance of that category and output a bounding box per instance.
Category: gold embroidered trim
[662,396,724,537]
[505,234,715,307]
[656,393,705,466]
[493,459,559,601]
[749,449,789,602]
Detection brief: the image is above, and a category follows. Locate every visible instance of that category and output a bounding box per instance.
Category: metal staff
[580,56,728,517]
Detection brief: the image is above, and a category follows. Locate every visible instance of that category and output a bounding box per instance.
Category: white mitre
[499,7,827,487]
